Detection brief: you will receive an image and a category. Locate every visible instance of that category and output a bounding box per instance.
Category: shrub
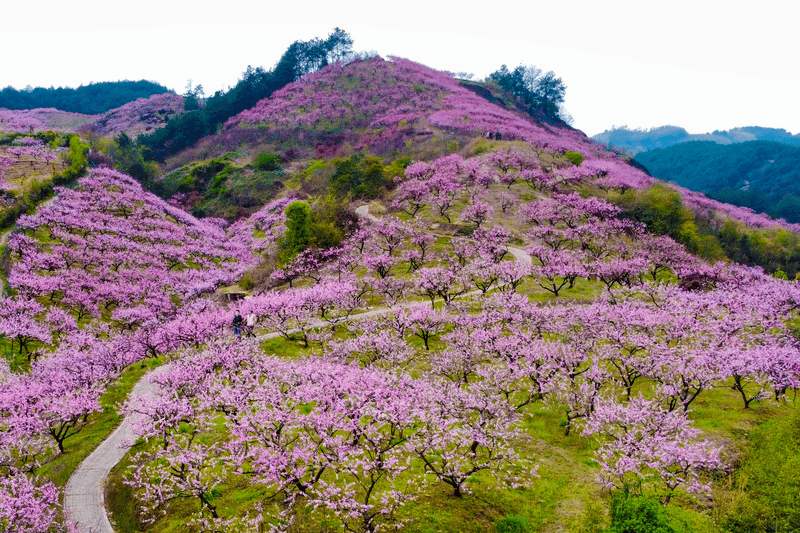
[279,200,313,264]
[614,184,725,261]
[565,150,584,165]
[495,514,530,533]
[27,179,54,205]
[384,156,412,179]
[63,134,88,179]
[254,152,282,172]
[227,172,282,209]
[329,153,389,199]
[238,272,255,291]
[607,494,676,533]
[309,193,355,246]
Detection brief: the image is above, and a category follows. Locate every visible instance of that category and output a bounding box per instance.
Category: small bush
[27,179,54,204]
[495,514,530,533]
[279,201,313,264]
[191,159,228,185]
[63,134,88,179]
[238,272,255,291]
[607,494,675,533]
[384,156,412,182]
[614,184,725,261]
[254,152,282,172]
[329,153,389,199]
[469,139,494,156]
[565,151,584,165]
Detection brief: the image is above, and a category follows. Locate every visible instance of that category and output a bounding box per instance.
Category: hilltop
[163,55,583,168]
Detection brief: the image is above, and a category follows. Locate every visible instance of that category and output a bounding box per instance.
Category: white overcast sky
[3,0,797,137]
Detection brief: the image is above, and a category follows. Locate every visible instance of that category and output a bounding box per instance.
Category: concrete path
[507,245,532,267]
[354,204,379,223]
[64,364,170,533]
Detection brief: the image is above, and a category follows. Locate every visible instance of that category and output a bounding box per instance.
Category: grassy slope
[103,244,777,533]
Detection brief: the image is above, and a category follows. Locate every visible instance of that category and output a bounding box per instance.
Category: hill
[137,56,800,276]
[0,93,185,139]
[593,125,800,155]
[0,80,173,115]
[5,52,800,533]
[178,56,587,168]
[135,28,357,162]
[634,140,800,223]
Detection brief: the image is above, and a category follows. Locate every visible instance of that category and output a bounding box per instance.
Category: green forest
[634,140,800,223]
[0,80,172,115]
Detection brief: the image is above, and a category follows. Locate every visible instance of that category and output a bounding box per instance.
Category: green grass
[107,404,605,533]
[1,336,46,373]
[710,406,800,532]
[519,276,604,303]
[260,334,315,358]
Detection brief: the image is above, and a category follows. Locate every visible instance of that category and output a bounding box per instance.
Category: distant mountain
[593,125,800,155]
[0,80,173,115]
[634,140,800,222]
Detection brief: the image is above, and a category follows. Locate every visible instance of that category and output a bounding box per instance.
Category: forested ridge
[136,28,356,161]
[0,81,172,115]
[594,125,800,154]
[634,140,800,223]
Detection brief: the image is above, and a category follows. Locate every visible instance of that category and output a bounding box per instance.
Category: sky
[3,0,798,137]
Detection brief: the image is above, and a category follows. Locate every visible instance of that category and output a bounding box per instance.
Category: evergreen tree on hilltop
[487,64,567,120]
[139,28,354,162]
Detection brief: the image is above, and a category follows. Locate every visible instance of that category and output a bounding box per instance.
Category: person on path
[246,311,256,337]
[232,310,243,338]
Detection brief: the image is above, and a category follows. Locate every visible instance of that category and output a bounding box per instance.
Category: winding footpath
[64,364,171,532]
[63,205,532,532]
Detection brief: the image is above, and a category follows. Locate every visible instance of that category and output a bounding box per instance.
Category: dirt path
[63,205,533,532]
